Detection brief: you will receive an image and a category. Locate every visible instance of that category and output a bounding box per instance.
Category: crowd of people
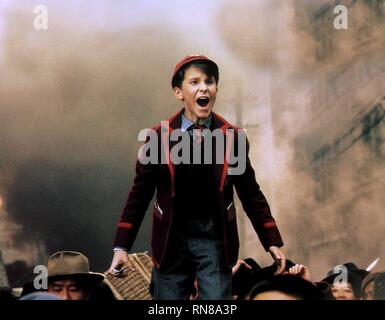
[0,250,384,301]
[231,258,385,300]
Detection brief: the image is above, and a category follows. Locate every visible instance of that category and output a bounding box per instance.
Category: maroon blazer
[114,109,283,269]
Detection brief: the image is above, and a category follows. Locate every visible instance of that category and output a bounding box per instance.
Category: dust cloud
[0,2,182,276]
[216,0,385,278]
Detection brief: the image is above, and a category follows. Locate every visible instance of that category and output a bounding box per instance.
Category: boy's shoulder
[211,112,242,132]
[148,110,182,133]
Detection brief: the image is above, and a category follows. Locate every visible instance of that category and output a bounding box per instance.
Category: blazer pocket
[227,202,236,221]
[153,202,164,219]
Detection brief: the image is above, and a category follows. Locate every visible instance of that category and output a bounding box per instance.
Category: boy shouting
[109,55,285,300]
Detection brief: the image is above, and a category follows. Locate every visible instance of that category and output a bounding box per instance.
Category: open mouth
[196,97,210,107]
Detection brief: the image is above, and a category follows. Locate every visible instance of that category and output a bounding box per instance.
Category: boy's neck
[183,111,211,125]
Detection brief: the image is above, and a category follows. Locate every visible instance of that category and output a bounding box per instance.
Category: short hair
[373,272,385,300]
[172,60,219,89]
[249,275,322,300]
[361,272,381,297]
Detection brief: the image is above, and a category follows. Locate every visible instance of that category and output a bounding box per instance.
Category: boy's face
[173,66,218,123]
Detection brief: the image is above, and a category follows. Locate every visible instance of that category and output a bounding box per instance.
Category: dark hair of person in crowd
[249,274,322,300]
[361,272,381,300]
[88,280,117,300]
[0,287,15,301]
[313,281,335,300]
[232,258,296,300]
[373,272,385,300]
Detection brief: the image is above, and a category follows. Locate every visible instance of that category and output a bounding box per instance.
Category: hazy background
[1,0,384,286]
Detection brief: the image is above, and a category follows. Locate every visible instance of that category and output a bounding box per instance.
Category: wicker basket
[104,252,153,300]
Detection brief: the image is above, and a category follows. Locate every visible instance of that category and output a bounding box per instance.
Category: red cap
[171,54,218,88]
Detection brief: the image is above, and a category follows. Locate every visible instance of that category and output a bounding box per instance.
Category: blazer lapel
[211,112,233,192]
[161,109,183,197]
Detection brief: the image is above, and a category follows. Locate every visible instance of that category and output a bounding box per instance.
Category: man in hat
[109,55,285,300]
[46,251,104,300]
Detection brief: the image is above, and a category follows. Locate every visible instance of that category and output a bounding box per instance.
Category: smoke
[273,1,385,278]
[0,0,246,276]
[217,0,385,72]
[216,0,385,278]
[0,3,185,272]
[0,0,245,278]
[0,194,45,266]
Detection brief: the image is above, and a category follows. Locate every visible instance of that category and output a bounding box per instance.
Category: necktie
[188,124,206,145]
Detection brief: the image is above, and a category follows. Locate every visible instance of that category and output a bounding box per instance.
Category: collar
[181,113,212,132]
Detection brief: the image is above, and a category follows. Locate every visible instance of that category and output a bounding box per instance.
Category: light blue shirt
[181,113,212,132]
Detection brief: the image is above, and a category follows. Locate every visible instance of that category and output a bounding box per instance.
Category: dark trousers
[152,218,232,300]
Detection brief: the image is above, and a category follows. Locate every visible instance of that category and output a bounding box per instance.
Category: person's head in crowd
[373,272,385,300]
[361,272,380,300]
[89,279,118,300]
[19,292,63,300]
[322,264,363,300]
[249,274,322,300]
[232,258,261,300]
[0,287,15,301]
[232,258,296,300]
[313,281,335,300]
[283,263,336,299]
[46,251,105,300]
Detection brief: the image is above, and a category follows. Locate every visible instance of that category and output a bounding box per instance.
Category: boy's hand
[268,246,286,275]
[109,250,134,277]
